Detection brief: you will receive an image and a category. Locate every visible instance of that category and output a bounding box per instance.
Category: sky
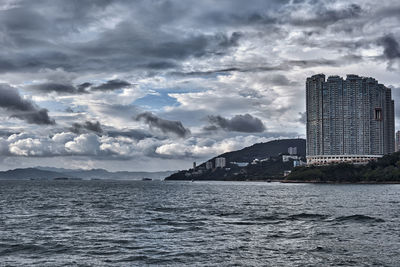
[0,0,399,171]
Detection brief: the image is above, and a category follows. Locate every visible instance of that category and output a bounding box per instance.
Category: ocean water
[0,180,399,266]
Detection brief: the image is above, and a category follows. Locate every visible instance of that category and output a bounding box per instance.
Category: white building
[230,162,248,167]
[215,157,226,168]
[282,155,299,162]
[288,147,297,155]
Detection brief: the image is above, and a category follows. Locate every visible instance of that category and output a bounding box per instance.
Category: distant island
[165,139,306,181]
[0,167,176,181]
[286,151,400,183]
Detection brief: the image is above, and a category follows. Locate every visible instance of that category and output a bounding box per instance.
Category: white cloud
[65,134,101,155]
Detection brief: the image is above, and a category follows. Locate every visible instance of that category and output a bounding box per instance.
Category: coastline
[280,180,400,184]
[166,179,400,184]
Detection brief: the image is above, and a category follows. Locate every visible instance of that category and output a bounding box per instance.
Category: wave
[288,213,328,220]
[334,214,385,223]
[0,243,69,256]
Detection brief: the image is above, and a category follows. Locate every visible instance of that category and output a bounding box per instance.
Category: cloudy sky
[0,0,399,171]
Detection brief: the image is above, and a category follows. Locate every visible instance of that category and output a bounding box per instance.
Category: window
[374,108,382,121]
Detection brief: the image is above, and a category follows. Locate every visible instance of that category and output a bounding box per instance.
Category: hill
[165,138,306,181]
[204,138,305,165]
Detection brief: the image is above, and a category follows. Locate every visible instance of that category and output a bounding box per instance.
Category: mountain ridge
[0,167,176,180]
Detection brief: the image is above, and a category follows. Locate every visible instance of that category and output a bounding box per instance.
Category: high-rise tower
[306,74,395,165]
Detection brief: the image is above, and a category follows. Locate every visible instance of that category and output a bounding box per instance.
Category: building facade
[396,131,400,152]
[215,157,226,168]
[306,74,395,165]
[288,147,297,155]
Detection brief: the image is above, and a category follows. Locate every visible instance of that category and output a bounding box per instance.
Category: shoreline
[166,179,400,184]
[280,180,400,184]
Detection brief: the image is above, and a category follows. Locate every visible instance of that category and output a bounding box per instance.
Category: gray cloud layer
[0,84,55,125]
[206,114,265,133]
[379,35,400,59]
[70,121,103,134]
[91,79,132,91]
[29,79,132,94]
[135,112,190,137]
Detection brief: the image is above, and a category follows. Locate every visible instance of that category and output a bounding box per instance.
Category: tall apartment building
[306,74,395,165]
[396,131,400,152]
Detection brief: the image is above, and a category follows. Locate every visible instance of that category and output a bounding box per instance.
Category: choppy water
[1,180,400,266]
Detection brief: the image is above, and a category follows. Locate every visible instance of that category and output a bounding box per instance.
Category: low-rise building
[282,155,299,162]
[230,162,248,167]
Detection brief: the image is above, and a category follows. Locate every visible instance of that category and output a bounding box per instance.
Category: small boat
[142,178,152,181]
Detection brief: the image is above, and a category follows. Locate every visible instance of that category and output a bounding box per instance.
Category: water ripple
[0,180,399,266]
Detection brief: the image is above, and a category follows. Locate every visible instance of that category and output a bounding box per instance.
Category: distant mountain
[0,167,176,180]
[0,168,67,180]
[166,138,306,181]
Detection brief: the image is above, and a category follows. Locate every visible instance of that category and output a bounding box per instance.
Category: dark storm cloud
[378,35,400,59]
[0,0,248,74]
[30,83,78,94]
[142,61,177,70]
[11,109,55,125]
[206,114,265,133]
[29,80,130,94]
[173,55,359,77]
[217,32,242,47]
[288,4,363,27]
[91,79,131,91]
[70,121,103,134]
[172,65,285,76]
[286,59,340,68]
[202,12,277,27]
[135,112,190,137]
[77,82,92,93]
[0,84,55,125]
[0,0,370,78]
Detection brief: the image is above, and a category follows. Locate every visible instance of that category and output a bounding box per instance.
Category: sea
[1,180,399,266]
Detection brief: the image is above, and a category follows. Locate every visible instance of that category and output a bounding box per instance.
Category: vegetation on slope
[165,157,296,181]
[287,152,400,182]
